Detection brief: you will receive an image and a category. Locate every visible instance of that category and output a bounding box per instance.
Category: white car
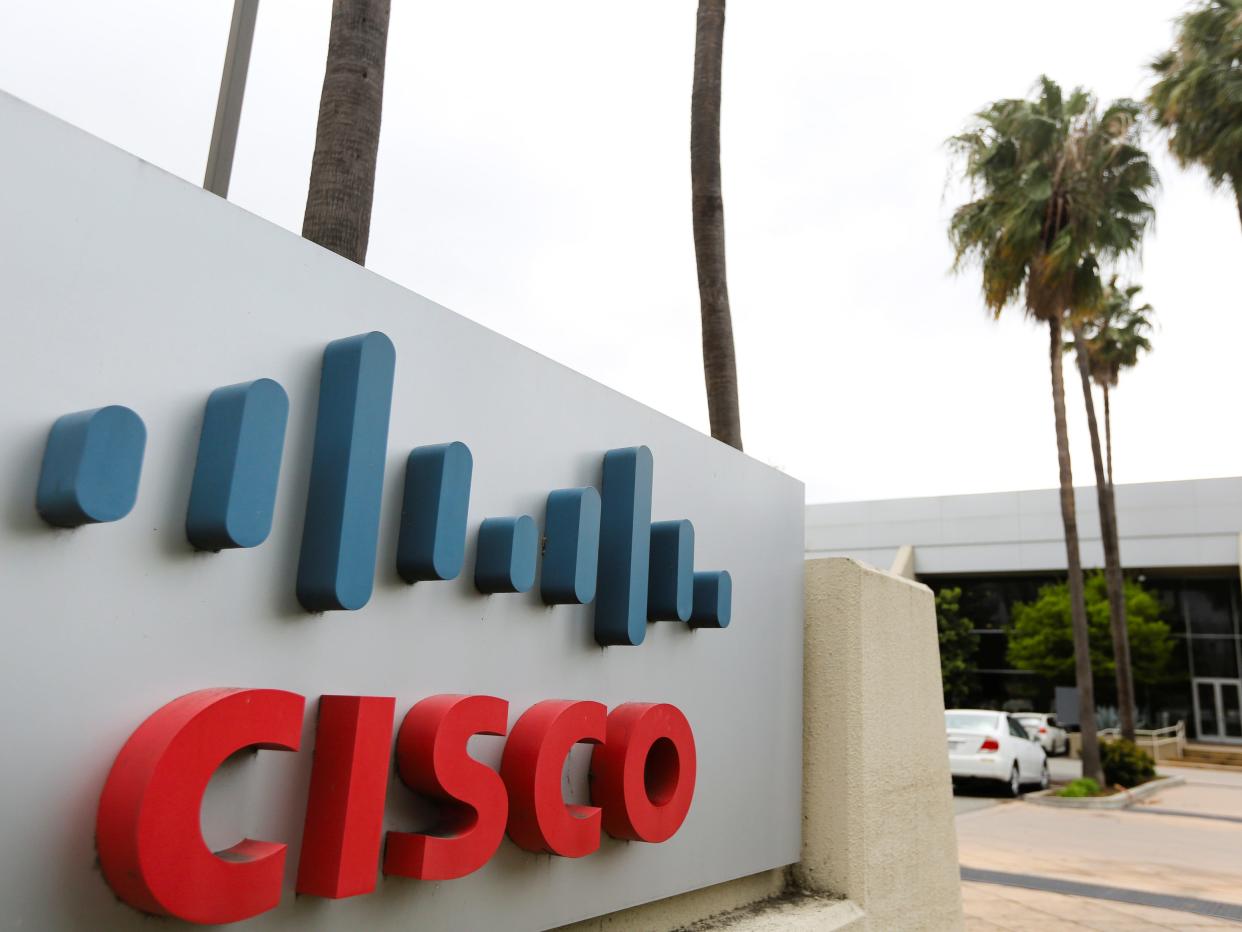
[946,709,1049,796]
[1014,712,1069,756]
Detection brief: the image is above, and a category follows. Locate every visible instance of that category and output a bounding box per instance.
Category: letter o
[592,703,695,843]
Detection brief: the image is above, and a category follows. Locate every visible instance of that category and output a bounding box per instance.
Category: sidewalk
[957,765,1242,929]
[962,880,1235,930]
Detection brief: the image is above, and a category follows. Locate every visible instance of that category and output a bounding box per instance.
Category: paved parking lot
[952,756,1083,815]
[956,765,1242,929]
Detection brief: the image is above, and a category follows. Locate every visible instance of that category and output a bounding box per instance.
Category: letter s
[384,694,509,880]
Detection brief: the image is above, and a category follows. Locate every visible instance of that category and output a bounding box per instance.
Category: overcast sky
[1,1,1236,503]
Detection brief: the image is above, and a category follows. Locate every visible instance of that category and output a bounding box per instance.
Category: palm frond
[948,77,1158,323]
[1149,0,1242,190]
[1066,277,1156,386]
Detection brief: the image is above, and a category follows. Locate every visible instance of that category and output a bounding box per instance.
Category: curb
[1024,775,1186,809]
[1159,759,1242,773]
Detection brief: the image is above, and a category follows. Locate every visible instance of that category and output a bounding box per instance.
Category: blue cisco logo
[34,331,731,646]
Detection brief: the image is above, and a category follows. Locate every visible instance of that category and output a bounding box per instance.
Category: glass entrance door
[1194,678,1242,741]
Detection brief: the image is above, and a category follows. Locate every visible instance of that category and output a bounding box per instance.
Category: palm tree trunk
[1049,319,1103,783]
[1072,325,1136,742]
[302,0,391,265]
[691,0,743,450]
[1103,383,1113,488]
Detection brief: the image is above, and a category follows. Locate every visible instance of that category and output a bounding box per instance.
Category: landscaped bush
[1058,777,1102,798]
[1101,738,1156,788]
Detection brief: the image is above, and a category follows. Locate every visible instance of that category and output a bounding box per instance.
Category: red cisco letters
[383,694,511,881]
[96,688,696,925]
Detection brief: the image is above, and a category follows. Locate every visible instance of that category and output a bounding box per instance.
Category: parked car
[1014,712,1069,756]
[945,709,1049,796]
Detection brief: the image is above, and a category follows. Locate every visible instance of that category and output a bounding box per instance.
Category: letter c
[501,699,606,857]
[95,688,304,924]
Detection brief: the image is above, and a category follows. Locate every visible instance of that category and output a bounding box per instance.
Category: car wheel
[1038,760,1050,790]
[1006,763,1021,798]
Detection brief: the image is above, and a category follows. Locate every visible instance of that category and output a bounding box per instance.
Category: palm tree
[1067,304,1131,741]
[1149,0,1242,231]
[1071,281,1154,488]
[303,0,392,265]
[1068,281,1154,742]
[949,77,1157,784]
[1068,280,1152,740]
[691,0,743,450]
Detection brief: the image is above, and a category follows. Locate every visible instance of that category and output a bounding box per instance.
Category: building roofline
[808,475,1242,510]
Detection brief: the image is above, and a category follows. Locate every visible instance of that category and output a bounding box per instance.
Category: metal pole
[204,0,260,198]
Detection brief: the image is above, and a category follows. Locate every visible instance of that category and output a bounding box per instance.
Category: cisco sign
[0,92,803,932]
[98,690,697,924]
[50,330,723,923]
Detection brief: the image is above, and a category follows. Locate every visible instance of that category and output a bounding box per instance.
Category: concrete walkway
[957,765,1242,929]
[962,879,1237,930]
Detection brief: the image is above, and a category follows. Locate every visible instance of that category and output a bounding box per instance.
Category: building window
[1190,637,1239,679]
[1183,582,1237,637]
[926,572,1240,730]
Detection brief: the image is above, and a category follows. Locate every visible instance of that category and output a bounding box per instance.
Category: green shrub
[1101,738,1156,788]
[1057,777,1102,798]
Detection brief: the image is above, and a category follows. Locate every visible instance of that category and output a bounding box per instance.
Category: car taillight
[980,737,999,752]
[1039,726,1047,733]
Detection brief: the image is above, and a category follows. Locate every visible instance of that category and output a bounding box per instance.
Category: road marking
[1130,806,1242,825]
[960,867,1242,923]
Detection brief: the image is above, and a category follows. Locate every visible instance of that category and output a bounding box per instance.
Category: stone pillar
[888,544,916,580]
[795,558,963,930]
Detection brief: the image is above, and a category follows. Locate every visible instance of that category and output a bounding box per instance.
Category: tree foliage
[1149,0,1242,218]
[1068,278,1154,389]
[936,587,978,707]
[948,76,1158,323]
[1007,574,1174,686]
